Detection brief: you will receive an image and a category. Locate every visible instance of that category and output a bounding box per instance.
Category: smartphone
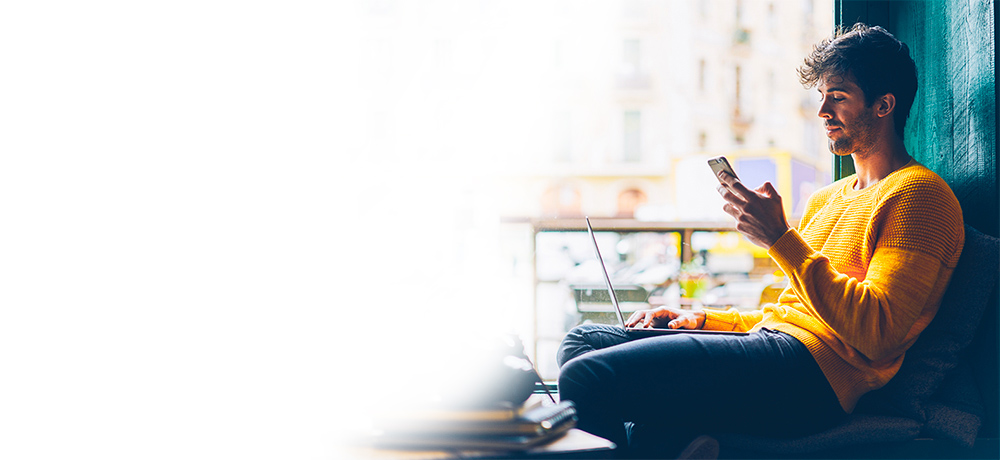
[707,156,739,183]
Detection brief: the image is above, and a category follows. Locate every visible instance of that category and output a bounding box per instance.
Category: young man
[556,24,964,458]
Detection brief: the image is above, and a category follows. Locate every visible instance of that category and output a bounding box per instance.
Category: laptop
[585,217,747,337]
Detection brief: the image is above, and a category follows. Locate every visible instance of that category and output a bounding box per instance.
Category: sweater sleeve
[698,184,842,333]
[766,178,963,362]
[703,307,763,332]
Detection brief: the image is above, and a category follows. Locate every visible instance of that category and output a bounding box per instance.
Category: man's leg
[557,329,845,457]
[556,323,636,367]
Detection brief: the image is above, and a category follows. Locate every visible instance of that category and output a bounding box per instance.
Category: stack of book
[371,398,577,451]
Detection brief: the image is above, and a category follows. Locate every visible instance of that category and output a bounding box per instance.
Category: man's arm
[767,229,945,360]
[714,171,789,248]
[701,307,764,332]
[716,170,963,361]
[767,181,963,361]
[697,171,787,333]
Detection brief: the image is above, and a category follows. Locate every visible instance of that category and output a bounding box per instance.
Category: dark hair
[798,23,918,139]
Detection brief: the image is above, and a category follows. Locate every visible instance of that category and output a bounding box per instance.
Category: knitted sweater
[702,160,964,412]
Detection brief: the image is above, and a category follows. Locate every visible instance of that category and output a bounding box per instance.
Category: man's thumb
[762,181,778,196]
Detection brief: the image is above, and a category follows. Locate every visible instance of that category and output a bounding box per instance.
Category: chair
[713,224,999,458]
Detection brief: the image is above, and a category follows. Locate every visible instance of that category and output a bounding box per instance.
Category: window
[768,3,777,35]
[552,111,572,163]
[623,39,641,75]
[433,38,453,70]
[767,69,776,109]
[698,59,707,92]
[616,188,648,218]
[349,0,835,381]
[735,65,745,116]
[552,39,563,69]
[623,111,641,162]
[541,184,582,218]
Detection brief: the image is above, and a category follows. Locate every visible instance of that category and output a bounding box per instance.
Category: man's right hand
[625,306,706,330]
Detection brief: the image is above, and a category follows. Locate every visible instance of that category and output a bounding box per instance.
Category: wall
[892,0,998,237]
[888,0,999,440]
[839,0,999,439]
[838,0,998,237]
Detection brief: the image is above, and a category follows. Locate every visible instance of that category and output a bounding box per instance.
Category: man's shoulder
[877,162,965,261]
[878,161,964,235]
[807,176,851,203]
[816,176,850,195]
[882,162,957,199]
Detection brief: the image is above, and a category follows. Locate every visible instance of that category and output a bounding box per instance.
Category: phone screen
[708,156,739,182]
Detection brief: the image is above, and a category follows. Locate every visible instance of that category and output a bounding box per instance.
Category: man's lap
[556,324,845,442]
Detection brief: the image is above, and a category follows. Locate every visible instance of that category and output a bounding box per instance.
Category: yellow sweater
[702,160,964,412]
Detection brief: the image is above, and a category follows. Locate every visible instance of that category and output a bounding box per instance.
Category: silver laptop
[585,217,747,337]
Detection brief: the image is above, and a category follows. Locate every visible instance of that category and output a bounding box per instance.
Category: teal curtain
[832,0,997,237]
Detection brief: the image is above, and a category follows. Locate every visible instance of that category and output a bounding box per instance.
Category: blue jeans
[557,324,845,456]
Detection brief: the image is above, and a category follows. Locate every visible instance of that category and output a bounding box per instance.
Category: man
[556,24,964,458]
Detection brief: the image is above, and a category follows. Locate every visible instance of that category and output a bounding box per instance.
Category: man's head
[798,24,918,142]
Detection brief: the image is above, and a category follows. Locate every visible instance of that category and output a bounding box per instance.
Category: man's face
[816,74,879,157]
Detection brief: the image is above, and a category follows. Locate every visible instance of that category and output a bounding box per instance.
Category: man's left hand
[716,171,790,248]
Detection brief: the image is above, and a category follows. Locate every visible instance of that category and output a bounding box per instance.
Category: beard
[827,109,879,157]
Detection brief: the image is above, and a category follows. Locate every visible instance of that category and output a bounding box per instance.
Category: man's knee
[556,323,629,368]
[556,324,589,367]
[556,352,603,400]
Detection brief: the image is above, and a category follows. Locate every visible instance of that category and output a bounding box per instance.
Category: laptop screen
[585,217,627,328]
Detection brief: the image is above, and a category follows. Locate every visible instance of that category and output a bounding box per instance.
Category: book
[372,400,577,451]
[372,421,575,451]
[375,396,545,424]
[378,400,575,436]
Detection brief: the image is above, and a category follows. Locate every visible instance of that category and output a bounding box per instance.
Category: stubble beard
[828,110,879,159]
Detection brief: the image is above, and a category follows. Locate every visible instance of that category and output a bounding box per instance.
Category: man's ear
[875,93,896,118]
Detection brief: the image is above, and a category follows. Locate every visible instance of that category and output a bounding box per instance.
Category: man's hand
[625,306,706,330]
[716,171,791,248]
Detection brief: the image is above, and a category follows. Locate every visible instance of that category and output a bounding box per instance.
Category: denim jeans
[556,324,846,457]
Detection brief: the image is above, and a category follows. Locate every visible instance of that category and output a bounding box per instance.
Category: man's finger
[722,175,755,200]
[717,184,748,208]
[761,181,779,197]
[722,202,739,218]
[717,170,740,187]
[626,311,638,324]
[626,311,644,327]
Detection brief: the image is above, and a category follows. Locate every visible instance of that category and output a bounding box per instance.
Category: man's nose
[817,99,833,119]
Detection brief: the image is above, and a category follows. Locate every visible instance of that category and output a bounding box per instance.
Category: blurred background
[343,0,835,381]
[2,1,837,458]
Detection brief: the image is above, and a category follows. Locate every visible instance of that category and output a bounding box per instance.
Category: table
[355,428,615,459]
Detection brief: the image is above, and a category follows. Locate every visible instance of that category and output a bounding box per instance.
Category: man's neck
[851,135,912,190]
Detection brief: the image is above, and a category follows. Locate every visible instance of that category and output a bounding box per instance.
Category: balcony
[732,26,752,56]
[731,107,754,137]
[524,217,783,378]
[615,72,652,91]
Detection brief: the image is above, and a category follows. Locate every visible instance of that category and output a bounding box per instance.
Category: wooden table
[353,428,616,459]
